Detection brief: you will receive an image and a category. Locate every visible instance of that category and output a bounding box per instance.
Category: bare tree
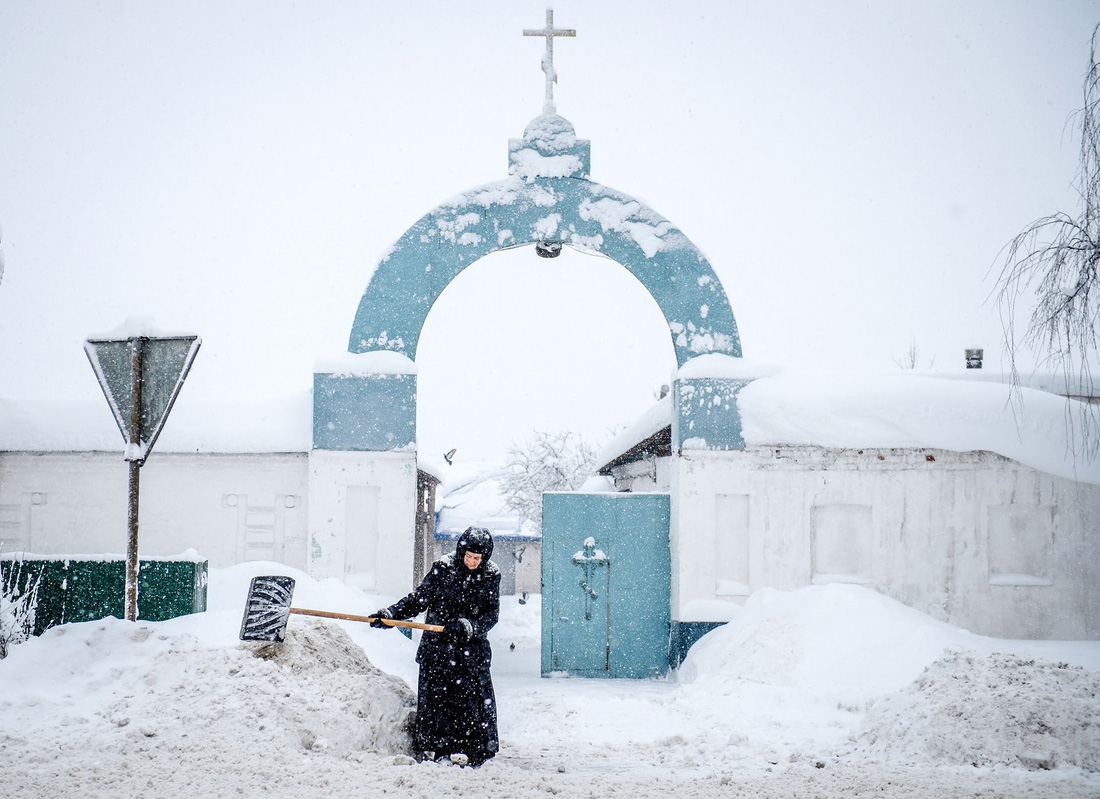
[994,24,1100,458]
[892,338,935,370]
[1,555,42,659]
[500,430,597,533]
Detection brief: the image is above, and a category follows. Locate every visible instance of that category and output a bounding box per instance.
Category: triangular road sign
[84,335,201,463]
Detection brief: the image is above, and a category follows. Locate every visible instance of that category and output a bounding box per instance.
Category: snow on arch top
[349,110,741,369]
[508,113,590,180]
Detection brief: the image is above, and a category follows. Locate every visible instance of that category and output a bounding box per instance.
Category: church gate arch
[308,112,749,609]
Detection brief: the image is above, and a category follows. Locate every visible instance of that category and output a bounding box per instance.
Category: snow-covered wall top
[739,371,1100,484]
[0,393,313,455]
[348,113,741,368]
[313,350,417,376]
[3,368,1098,485]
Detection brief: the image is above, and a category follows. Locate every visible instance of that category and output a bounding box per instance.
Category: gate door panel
[541,492,671,678]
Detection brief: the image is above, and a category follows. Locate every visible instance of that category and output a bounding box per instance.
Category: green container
[0,555,207,635]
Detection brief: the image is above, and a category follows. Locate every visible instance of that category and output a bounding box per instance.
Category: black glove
[370,609,393,629]
[444,618,473,642]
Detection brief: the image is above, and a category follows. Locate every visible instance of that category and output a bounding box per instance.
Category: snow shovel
[238,574,444,642]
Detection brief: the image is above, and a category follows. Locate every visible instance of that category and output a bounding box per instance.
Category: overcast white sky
[1,1,1097,462]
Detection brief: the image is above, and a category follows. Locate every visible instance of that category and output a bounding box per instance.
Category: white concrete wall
[0,452,309,568]
[1,449,436,600]
[307,450,417,598]
[670,446,1100,640]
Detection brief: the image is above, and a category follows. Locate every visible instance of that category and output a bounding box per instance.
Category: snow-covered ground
[1,562,1098,798]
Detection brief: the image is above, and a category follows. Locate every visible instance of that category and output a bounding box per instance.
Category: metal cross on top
[523,8,575,114]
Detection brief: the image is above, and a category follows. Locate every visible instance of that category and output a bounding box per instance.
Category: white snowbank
[679,584,980,694]
[2,568,1099,797]
[852,650,1100,771]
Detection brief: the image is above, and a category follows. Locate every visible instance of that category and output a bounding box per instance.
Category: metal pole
[126,459,140,622]
[125,337,145,622]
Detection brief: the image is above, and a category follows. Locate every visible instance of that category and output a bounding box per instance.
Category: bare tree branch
[993,24,1100,461]
[499,430,596,532]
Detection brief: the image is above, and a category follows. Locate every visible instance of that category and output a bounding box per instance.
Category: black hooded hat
[456,526,494,563]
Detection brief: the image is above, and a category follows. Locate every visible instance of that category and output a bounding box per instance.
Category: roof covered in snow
[594,359,1100,485]
[2,360,1098,484]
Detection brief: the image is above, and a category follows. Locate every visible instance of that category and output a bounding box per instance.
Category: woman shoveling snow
[373,526,501,767]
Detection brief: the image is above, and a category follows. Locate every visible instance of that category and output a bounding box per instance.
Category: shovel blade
[239,575,296,642]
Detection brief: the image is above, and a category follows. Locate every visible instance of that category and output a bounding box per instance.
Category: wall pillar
[309,365,419,597]
[669,373,753,633]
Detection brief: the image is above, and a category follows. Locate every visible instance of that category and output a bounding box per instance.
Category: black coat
[384,553,501,760]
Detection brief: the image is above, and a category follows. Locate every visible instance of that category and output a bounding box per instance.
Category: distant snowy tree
[994,24,1100,458]
[500,431,597,532]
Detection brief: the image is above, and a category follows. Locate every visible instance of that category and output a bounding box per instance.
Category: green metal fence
[0,555,207,635]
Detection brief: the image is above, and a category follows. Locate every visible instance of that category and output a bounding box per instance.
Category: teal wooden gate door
[541,492,671,678]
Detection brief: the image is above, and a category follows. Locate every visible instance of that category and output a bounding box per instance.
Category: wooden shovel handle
[289,606,445,632]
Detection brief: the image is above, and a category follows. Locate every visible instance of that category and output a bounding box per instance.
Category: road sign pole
[126,459,140,622]
[84,328,200,623]
[125,337,145,622]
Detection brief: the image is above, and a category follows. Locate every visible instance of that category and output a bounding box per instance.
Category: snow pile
[854,651,1100,771]
[2,568,1100,797]
[0,613,415,786]
[679,584,971,696]
[678,585,1100,775]
[244,619,416,755]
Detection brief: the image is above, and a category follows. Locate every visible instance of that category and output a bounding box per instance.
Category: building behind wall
[668,444,1099,641]
[595,366,1100,650]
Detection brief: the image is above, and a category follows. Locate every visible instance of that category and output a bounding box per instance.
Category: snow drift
[679,585,1100,775]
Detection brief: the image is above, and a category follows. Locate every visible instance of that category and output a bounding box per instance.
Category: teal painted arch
[349,175,741,368]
